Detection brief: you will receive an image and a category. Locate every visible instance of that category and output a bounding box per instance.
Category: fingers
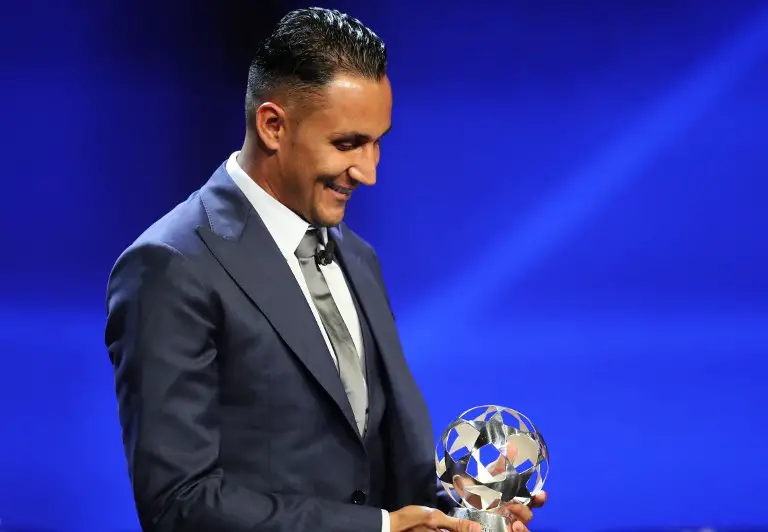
[511,520,529,532]
[530,490,547,508]
[390,506,481,532]
[424,511,481,532]
[494,503,532,526]
[391,491,545,532]
[390,506,428,530]
[497,502,533,524]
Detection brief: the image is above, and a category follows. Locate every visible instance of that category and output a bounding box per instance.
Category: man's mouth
[325,182,354,196]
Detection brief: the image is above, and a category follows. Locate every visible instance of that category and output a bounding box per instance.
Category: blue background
[0,1,766,531]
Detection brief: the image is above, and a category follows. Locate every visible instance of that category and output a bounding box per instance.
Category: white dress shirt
[226,152,390,532]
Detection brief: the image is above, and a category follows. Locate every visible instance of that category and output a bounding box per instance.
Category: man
[105,7,545,532]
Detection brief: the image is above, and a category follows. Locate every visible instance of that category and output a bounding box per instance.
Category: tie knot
[295,228,321,259]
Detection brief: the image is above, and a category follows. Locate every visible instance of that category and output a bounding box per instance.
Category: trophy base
[450,508,509,532]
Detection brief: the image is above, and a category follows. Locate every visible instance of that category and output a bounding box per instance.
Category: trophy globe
[435,405,549,531]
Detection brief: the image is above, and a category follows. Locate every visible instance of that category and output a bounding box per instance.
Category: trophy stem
[450,507,509,532]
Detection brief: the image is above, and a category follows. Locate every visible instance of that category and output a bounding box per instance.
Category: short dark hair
[245,7,387,128]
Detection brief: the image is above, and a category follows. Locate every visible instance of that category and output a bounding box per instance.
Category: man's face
[276,73,392,227]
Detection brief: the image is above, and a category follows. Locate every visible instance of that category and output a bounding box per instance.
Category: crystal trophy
[435,405,549,532]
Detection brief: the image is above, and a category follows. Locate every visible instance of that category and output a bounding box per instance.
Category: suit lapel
[333,226,438,508]
[331,227,410,383]
[195,166,360,440]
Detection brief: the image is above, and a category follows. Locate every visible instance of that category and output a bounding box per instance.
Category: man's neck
[238,138,282,204]
[237,137,313,226]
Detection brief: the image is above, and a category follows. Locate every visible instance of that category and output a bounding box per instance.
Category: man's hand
[489,441,548,532]
[490,491,547,532]
[452,440,548,532]
[389,506,481,532]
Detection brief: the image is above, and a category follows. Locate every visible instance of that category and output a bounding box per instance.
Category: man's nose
[348,165,376,186]
[348,145,378,186]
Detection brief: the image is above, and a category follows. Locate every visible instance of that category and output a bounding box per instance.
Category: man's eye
[334,141,356,151]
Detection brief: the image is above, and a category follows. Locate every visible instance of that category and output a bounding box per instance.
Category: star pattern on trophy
[435,405,549,510]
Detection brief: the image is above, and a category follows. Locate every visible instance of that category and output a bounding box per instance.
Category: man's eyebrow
[332,125,393,140]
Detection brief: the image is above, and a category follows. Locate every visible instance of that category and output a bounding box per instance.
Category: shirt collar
[225,151,327,259]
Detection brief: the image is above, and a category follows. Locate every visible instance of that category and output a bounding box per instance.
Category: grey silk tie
[295,228,368,436]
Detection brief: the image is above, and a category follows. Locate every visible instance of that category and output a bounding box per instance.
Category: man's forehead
[314,75,392,131]
[326,76,371,93]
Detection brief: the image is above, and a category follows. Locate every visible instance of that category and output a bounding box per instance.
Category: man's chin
[313,205,346,227]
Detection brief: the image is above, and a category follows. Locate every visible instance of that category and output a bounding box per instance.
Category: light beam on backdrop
[397,7,768,356]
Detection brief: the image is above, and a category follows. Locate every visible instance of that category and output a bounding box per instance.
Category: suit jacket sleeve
[105,242,382,532]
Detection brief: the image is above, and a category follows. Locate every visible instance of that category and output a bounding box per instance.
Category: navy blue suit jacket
[105,163,450,531]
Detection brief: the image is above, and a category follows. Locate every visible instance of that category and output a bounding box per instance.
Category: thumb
[436,515,482,532]
[460,519,483,532]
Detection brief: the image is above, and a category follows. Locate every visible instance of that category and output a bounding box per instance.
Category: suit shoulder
[122,190,209,259]
[338,223,377,258]
[108,189,212,287]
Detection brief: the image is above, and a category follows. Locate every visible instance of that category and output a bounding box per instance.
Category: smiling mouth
[325,182,354,196]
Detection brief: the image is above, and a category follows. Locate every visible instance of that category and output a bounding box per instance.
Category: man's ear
[254,102,286,151]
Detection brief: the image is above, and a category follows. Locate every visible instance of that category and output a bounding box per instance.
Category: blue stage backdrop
[0,1,766,531]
